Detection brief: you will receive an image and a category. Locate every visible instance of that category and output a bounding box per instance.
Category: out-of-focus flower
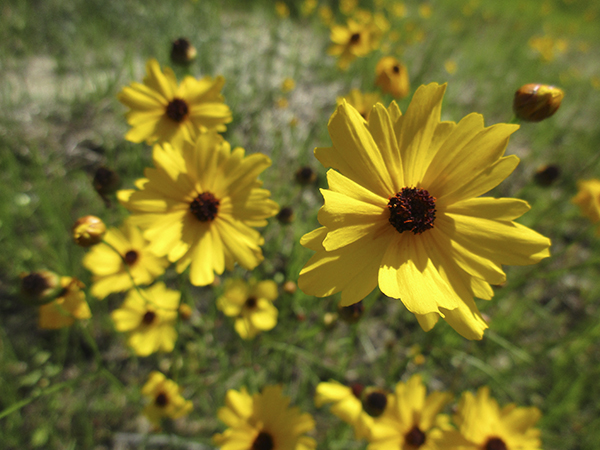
[298,83,551,339]
[319,6,334,25]
[301,0,317,16]
[213,385,316,450]
[170,38,197,65]
[93,167,121,198]
[418,4,433,18]
[435,387,541,450]
[296,166,317,185]
[277,97,289,109]
[21,270,62,305]
[375,57,410,99]
[277,206,295,224]
[111,282,179,356]
[281,77,296,93]
[118,132,279,286]
[39,277,91,329]
[338,89,381,120]
[117,59,232,147]
[329,20,377,70]
[513,83,564,122]
[534,164,560,186]
[283,280,297,294]
[142,371,193,426]
[217,279,278,339]
[338,301,364,323]
[178,303,193,321]
[367,375,452,450]
[528,35,568,62]
[83,220,169,299]
[275,1,290,18]
[72,215,106,247]
[444,59,458,75]
[340,0,358,15]
[572,179,600,228]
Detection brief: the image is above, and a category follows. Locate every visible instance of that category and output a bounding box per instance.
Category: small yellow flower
[275,1,290,18]
[338,89,381,121]
[319,6,334,25]
[117,59,232,147]
[217,279,278,339]
[72,215,106,247]
[39,277,91,329]
[444,59,458,75]
[513,84,564,122]
[418,4,433,18]
[83,220,169,299]
[281,77,296,93]
[301,0,317,17]
[375,57,410,99]
[329,19,377,70]
[142,371,193,426]
[340,0,358,15]
[111,283,179,356]
[213,385,316,450]
[572,179,600,228]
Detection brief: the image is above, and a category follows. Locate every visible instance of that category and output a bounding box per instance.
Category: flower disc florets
[190,192,220,222]
[142,311,157,325]
[252,432,274,450]
[405,425,426,447]
[485,437,507,450]
[124,250,139,266]
[155,392,168,407]
[362,390,387,417]
[388,187,436,234]
[166,98,189,122]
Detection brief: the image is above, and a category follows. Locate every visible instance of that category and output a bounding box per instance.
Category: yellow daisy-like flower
[298,83,551,340]
[110,282,179,356]
[213,384,316,450]
[117,132,279,286]
[572,179,600,229]
[38,277,91,329]
[141,371,193,426]
[117,58,232,147]
[367,375,452,450]
[328,19,377,70]
[375,56,410,99]
[82,220,169,299]
[338,89,382,121]
[436,387,542,450]
[217,279,278,339]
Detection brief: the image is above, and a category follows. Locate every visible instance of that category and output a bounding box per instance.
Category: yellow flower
[367,375,452,450]
[301,0,318,16]
[83,220,169,299]
[111,282,179,356]
[572,179,600,227]
[117,132,279,286]
[275,1,290,18]
[217,279,278,339]
[375,57,410,99]
[39,277,91,329]
[298,83,551,339]
[436,387,542,450]
[213,385,316,450]
[142,371,193,426]
[338,89,382,120]
[281,77,296,93]
[117,59,232,147]
[329,19,377,70]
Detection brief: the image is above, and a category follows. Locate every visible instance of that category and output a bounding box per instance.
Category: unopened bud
[513,83,564,122]
[20,271,62,304]
[338,301,364,324]
[72,215,106,247]
[93,167,121,197]
[282,280,297,294]
[170,38,197,66]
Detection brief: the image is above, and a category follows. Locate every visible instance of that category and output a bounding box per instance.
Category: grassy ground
[1,0,600,448]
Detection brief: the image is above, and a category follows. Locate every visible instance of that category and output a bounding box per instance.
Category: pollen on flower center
[405,425,427,447]
[484,437,507,450]
[190,192,220,222]
[350,32,361,44]
[245,296,258,309]
[142,311,156,325]
[166,98,189,122]
[124,250,139,266]
[155,392,169,407]
[388,187,436,235]
[252,431,274,450]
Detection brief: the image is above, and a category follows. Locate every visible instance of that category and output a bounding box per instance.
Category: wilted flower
[375,57,410,99]
[38,277,91,329]
[170,38,197,65]
[142,371,193,426]
[72,215,106,247]
[513,83,564,122]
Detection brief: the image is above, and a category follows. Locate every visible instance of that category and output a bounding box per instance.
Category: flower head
[513,83,564,122]
[367,375,452,450]
[83,220,169,299]
[375,57,410,99]
[142,371,193,426]
[118,132,279,286]
[436,387,542,450]
[21,270,62,304]
[329,19,378,70]
[572,179,600,228]
[217,279,278,339]
[298,83,551,339]
[213,385,316,450]
[72,215,106,247]
[338,89,382,121]
[110,282,179,356]
[38,277,91,329]
[117,59,232,147]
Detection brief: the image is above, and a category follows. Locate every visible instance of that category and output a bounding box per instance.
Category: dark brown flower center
[166,98,189,122]
[392,65,400,74]
[124,250,139,266]
[388,187,436,235]
[405,425,427,448]
[22,273,50,295]
[485,437,507,450]
[155,392,169,407]
[190,192,220,222]
[363,390,387,417]
[142,311,156,325]
[245,296,258,309]
[252,431,274,450]
[350,32,361,44]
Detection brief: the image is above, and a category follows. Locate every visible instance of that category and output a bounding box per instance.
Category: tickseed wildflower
[72,215,106,247]
[111,282,179,356]
[217,279,278,339]
[329,19,377,70]
[436,387,542,450]
[513,84,564,122]
[117,58,232,147]
[38,277,91,329]
[142,371,193,427]
[298,83,551,339]
[21,270,62,305]
[367,375,452,450]
[118,132,279,286]
[83,220,169,299]
[338,89,381,120]
[375,57,410,99]
[572,179,600,230]
[213,384,316,450]
[281,77,296,93]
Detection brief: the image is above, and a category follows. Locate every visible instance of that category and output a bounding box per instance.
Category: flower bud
[170,38,197,66]
[20,271,62,305]
[93,166,121,197]
[375,57,410,99]
[338,300,364,324]
[513,83,564,122]
[72,215,106,247]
